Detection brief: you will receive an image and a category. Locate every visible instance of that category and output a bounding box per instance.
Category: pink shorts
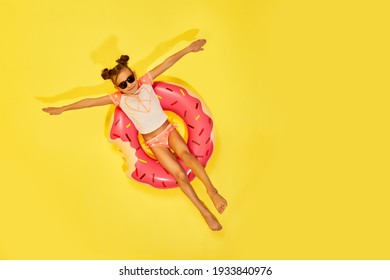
[146,124,176,148]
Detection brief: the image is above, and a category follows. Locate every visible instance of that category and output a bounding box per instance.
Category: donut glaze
[109,81,214,188]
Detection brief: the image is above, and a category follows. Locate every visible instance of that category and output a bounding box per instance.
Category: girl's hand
[42,107,64,115]
[187,39,207,52]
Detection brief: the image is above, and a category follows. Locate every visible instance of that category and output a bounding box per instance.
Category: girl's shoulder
[108,91,122,106]
[138,72,154,86]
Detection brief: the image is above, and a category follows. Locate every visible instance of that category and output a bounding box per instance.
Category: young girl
[42,39,227,231]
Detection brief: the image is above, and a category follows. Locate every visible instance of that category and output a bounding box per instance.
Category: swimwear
[146,124,176,148]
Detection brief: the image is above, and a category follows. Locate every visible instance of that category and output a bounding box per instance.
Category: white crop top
[109,73,168,134]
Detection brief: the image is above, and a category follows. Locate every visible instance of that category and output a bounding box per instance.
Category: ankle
[207,187,218,195]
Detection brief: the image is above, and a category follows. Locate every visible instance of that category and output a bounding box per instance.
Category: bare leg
[168,129,228,214]
[150,145,222,231]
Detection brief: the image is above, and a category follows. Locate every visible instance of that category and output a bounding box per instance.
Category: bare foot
[208,189,228,214]
[202,212,223,231]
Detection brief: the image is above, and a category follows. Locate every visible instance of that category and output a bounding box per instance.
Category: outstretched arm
[148,39,206,80]
[42,95,113,115]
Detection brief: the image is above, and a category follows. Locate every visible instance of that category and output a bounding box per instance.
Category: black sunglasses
[118,74,135,89]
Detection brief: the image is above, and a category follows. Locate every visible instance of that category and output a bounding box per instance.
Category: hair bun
[101,55,130,80]
[116,55,129,66]
[101,68,112,80]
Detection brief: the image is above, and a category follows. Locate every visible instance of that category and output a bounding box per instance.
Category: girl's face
[115,67,139,94]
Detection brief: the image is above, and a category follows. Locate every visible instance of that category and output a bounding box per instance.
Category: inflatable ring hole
[138,110,189,160]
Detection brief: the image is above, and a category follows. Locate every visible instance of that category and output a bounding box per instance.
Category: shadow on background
[37,29,200,103]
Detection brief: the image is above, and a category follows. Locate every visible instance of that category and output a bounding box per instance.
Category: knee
[178,150,194,163]
[174,169,189,184]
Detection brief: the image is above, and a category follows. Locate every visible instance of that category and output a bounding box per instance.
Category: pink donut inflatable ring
[109,81,214,189]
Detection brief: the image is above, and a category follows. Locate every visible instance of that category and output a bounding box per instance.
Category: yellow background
[1,0,389,259]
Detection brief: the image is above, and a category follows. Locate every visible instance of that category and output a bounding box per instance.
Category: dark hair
[101,55,131,83]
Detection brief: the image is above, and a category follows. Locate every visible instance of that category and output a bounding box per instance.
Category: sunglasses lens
[127,75,135,83]
[119,82,127,89]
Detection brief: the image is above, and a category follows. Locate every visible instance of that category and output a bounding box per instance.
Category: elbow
[165,57,176,68]
[81,98,95,109]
